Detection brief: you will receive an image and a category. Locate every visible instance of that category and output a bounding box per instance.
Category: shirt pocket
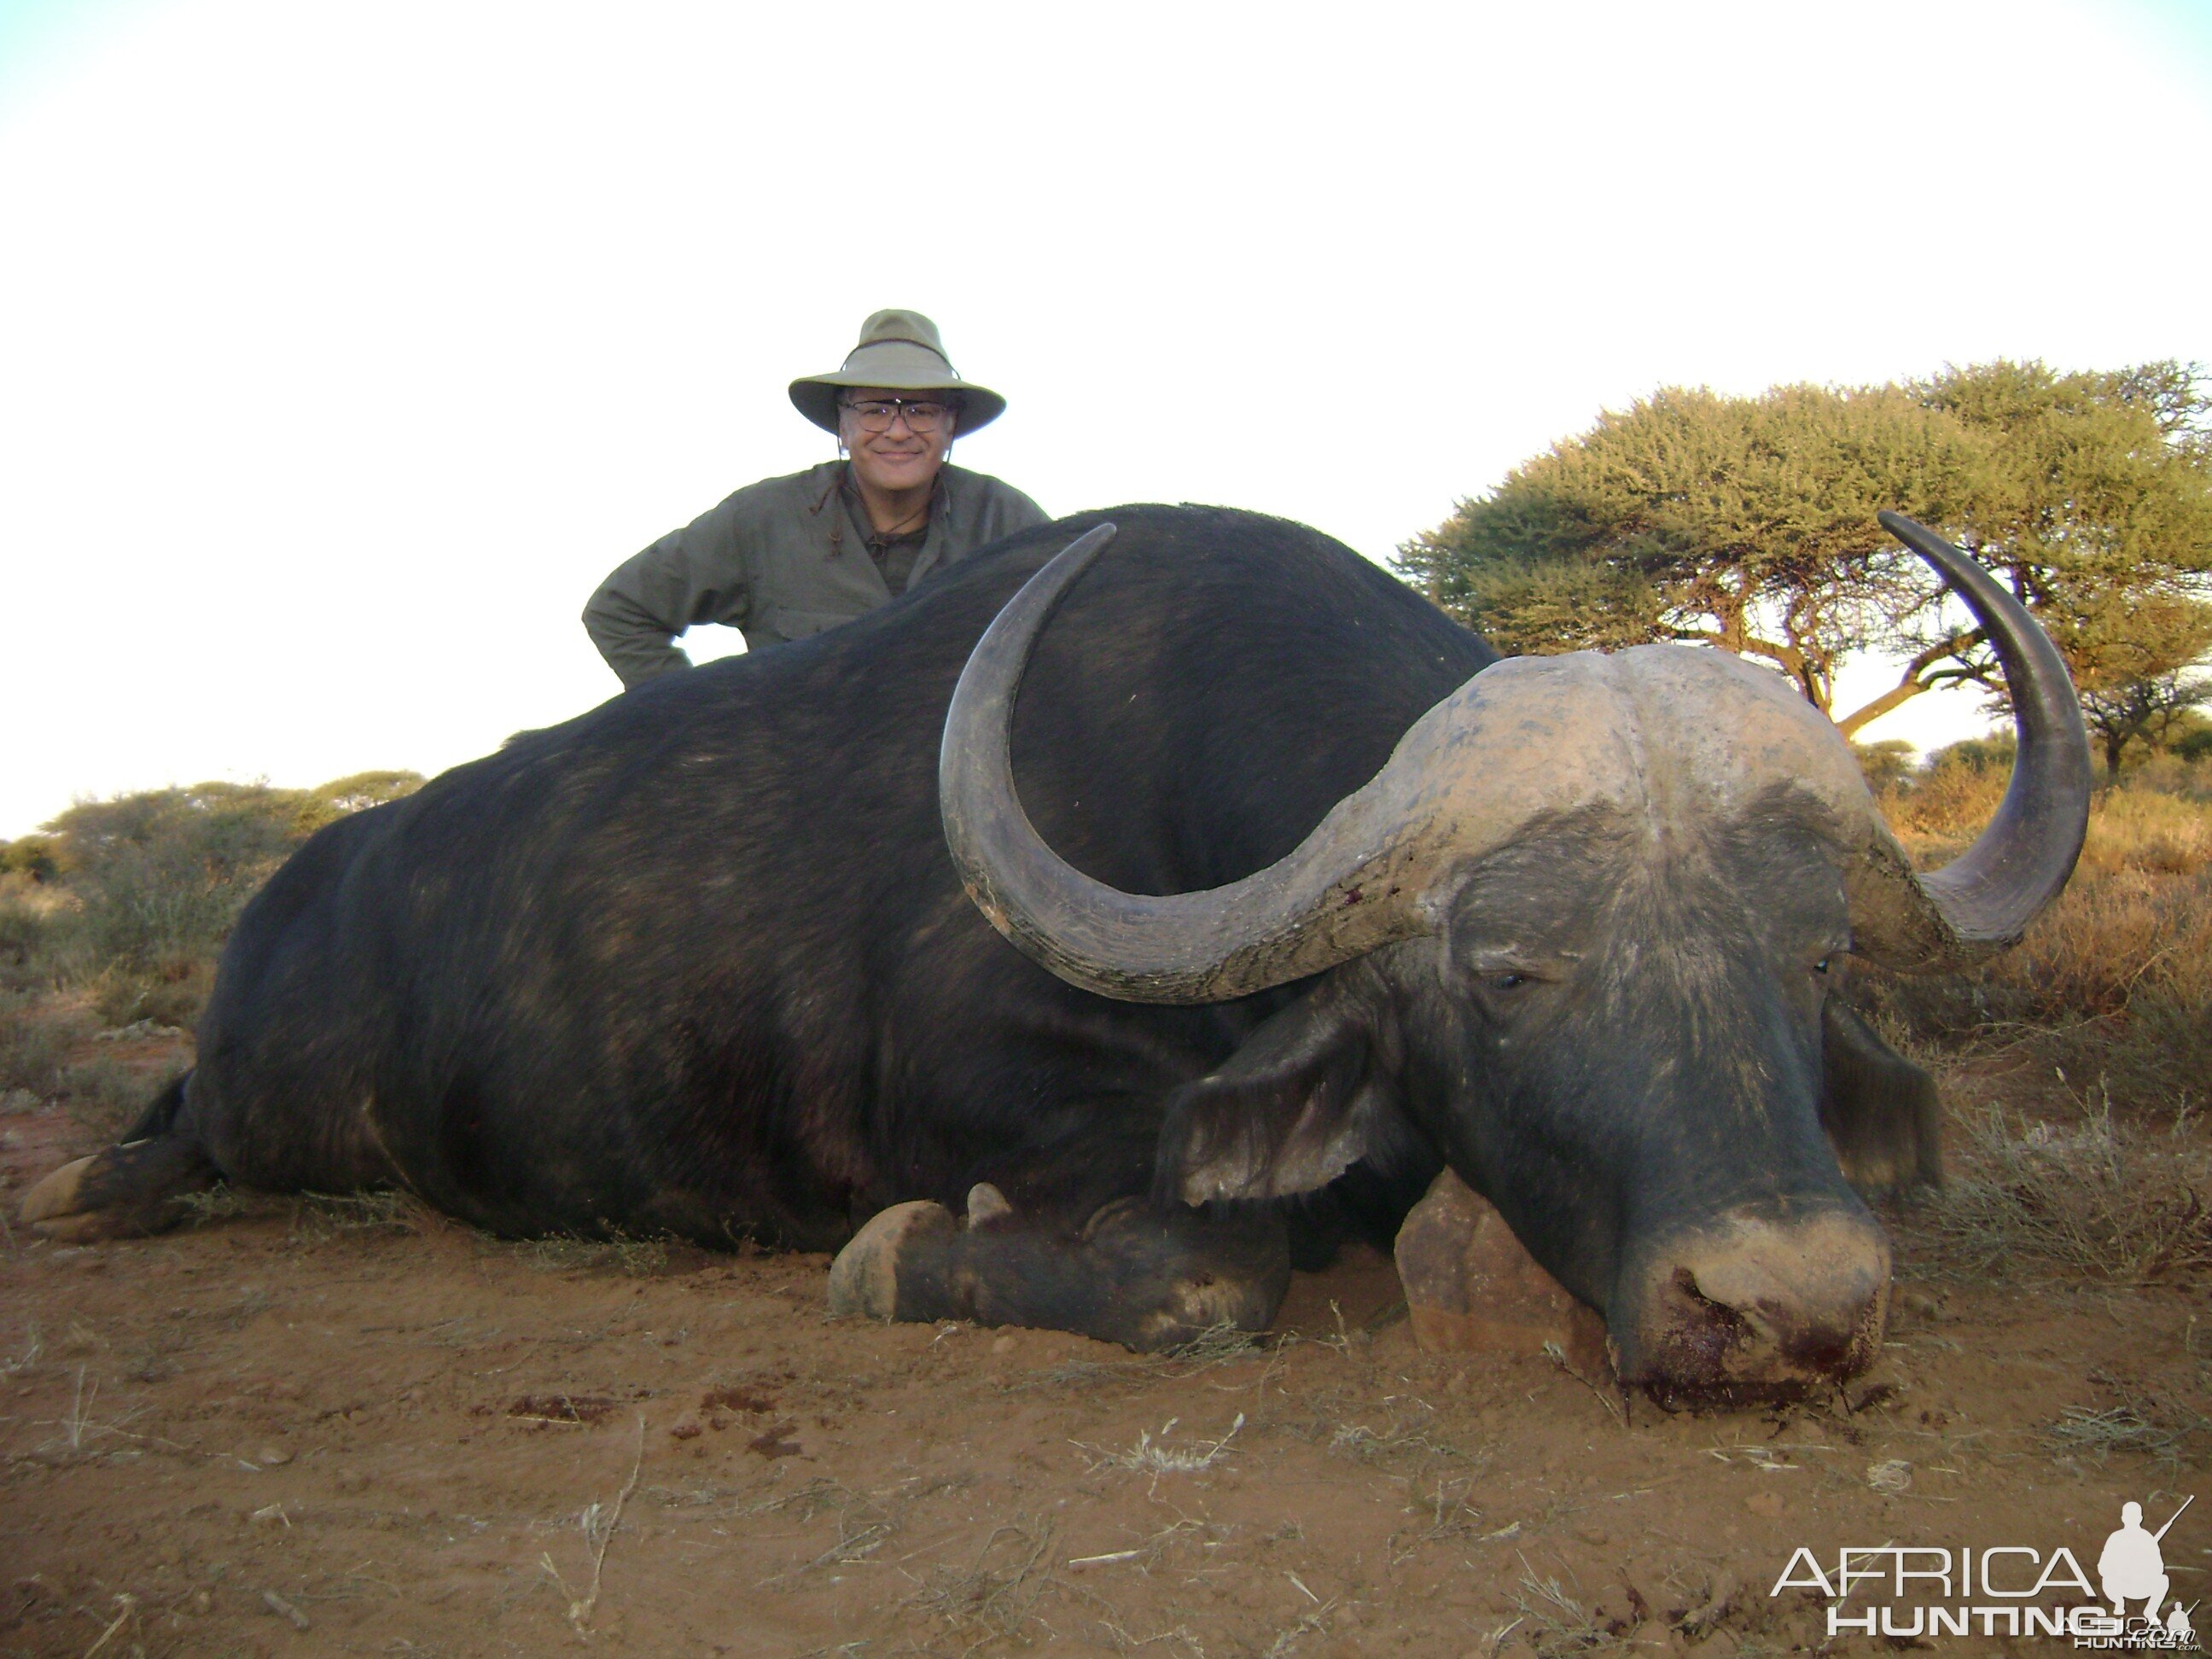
[764,607,859,641]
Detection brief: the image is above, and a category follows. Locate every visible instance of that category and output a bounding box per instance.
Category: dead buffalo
[23,506,2088,1403]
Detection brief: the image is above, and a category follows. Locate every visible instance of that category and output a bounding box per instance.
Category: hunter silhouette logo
[1770,1494,2201,1646]
[2099,1498,2193,1635]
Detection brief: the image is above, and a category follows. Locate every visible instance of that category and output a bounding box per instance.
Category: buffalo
[23,506,2090,1403]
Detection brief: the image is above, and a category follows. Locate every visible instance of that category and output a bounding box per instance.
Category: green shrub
[1854,739,1915,794]
[306,771,423,819]
[0,994,78,1096]
[91,961,213,1030]
[49,783,316,979]
[74,840,260,971]
[0,835,64,882]
[60,1055,155,1139]
[1922,732,2017,775]
[0,899,55,991]
[2,771,427,1031]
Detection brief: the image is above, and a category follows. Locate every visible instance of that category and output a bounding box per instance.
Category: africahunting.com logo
[1770,1496,2198,1647]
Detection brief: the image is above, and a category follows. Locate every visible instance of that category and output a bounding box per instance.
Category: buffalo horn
[1846,513,2093,969]
[940,524,1458,1003]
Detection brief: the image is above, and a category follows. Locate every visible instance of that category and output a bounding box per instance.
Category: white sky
[3,0,2209,835]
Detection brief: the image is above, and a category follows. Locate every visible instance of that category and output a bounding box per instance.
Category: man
[583,311,1047,689]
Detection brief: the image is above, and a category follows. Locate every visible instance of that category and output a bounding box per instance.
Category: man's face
[838,387,958,496]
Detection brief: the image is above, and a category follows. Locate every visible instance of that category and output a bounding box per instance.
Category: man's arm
[582,496,754,690]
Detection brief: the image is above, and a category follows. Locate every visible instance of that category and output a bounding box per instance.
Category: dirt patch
[1,1080,2206,1656]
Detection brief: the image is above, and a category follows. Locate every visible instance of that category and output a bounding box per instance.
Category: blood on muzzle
[1610,1204,1892,1406]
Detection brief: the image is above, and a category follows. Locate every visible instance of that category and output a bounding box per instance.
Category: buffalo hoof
[21,1155,166,1244]
[18,1136,216,1242]
[966,1183,1015,1230]
[20,1155,99,1231]
[827,1201,955,1321]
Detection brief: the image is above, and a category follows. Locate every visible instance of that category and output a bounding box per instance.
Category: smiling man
[582,311,1046,688]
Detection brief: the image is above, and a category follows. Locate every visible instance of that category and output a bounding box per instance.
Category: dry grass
[1866,758,2212,1109]
[288,1189,441,1243]
[741,1477,1063,1653]
[1912,1094,2212,1284]
[1161,1319,1266,1367]
[997,1324,1270,1398]
[177,1183,247,1225]
[538,1413,645,1635]
[1495,1554,1738,1658]
[2046,1400,2210,1470]
[1505,1565,1615,1657]
[1388,1473,1491,1566]
[2080,782,2212,874]
[515,1231,672,1277]
[0,991,172,1144]
[1079,1412,1247,1481]
[894,1516,1059,1651]
[1278,1385,1478,1476]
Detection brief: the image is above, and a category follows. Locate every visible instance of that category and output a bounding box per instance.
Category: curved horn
[1848,512,2093,969]
[940,524,1452,1003]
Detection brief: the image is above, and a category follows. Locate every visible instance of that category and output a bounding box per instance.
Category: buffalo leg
[828,1185,1290,1352]
[19,1073,218,1242]
[20,1132,218,1242]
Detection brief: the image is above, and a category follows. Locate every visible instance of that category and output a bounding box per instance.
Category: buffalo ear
[1155,968,1414,1206]
[1820,998,1942,1197]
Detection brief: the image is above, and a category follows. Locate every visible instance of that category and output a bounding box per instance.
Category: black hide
[183,507,1496,1250]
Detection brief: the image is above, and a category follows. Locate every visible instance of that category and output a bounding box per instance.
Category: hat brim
[789,375,1006,436]
[789,338,1005,435]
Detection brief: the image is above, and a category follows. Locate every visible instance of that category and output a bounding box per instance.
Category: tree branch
[1833,627,1990,737]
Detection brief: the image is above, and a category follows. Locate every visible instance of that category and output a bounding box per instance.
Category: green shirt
[583,461,1049,689]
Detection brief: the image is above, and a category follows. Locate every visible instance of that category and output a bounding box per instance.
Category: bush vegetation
[0,770,421,1043]
[1398,359,2212,757]
[1857,743,2212,1114]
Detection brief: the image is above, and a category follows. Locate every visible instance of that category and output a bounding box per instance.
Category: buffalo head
[939,513,2090,1403]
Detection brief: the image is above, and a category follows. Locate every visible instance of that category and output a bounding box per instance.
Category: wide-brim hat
[789,309,1007,436]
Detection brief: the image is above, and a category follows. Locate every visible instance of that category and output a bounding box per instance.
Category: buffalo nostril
[1652,1265,1759,1379]
[1619,1210,1892,1406]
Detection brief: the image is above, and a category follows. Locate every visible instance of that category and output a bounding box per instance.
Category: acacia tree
[1904,361,2212,764]
[1397,361,2212,745]
[2081,665,2212,774]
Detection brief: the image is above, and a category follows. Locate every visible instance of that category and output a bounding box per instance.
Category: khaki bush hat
[789,309,1007,435]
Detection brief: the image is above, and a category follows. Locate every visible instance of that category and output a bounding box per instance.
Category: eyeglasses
[840,397,954,434]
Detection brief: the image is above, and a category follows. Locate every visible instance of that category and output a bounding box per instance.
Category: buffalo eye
[1487,971,1531,992]
[1813,957,1832,975]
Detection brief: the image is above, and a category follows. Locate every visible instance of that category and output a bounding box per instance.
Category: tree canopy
[38,771,426,866]
[1395,360,2212,755]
